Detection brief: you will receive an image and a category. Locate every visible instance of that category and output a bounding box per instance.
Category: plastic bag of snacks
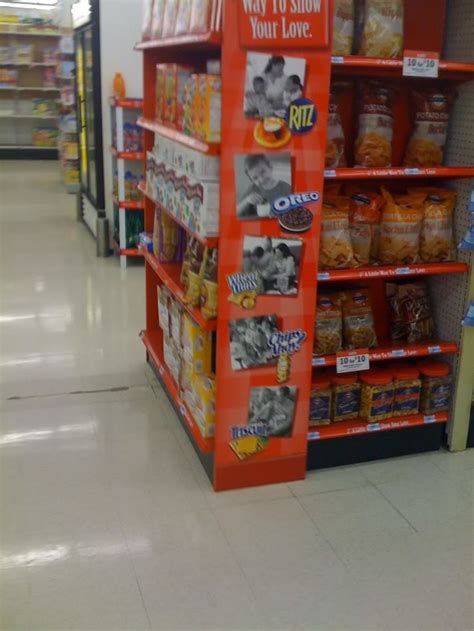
[378,188,425,265]
[181,236,205,291]
[320,196,354,269]
[200,247,218,320]
[355,81,395,168]
[341,288,378,349]
[174,0,192,35]
[314,292,343,356]
[358,0,404,58]
[404,88,455,168]
[332,0,355,56]
[408,187,456,262]
[325,82,350,169]
[346,185,384,265]
[386,281,435,343]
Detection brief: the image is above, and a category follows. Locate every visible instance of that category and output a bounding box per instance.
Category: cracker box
[163,333,181,385]
[163,64,193,129]
[171,143,220,179]
[169,299,183,347]
[155,64,166,121]
[181,313,212,375]
[183,74,199,138]
[192,373,216,438]
[146,151,156,196]
[154,133,174,165]
[157,285,171,334]
[198,74,221,143]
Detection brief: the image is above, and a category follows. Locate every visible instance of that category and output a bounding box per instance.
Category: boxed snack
[196,74,221,143]
[163,64,193,129]
[163,333,181,385]
[155,64,166,121]
[157,285,171,333]
[183,74,200,137]
[161,0,179,37]
[189,0,212,34]
[154,133,174,165]
[358,0,403,58]
[146,151,156,196]
[192,373,216,437]
[171,143,220,179]
[174,0,192,35]
[169,298,183,345]
[181,313,212,374]
[355,81,395,168]
[153,207,183,263]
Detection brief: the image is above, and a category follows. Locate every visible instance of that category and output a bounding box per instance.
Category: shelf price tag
[336,349,370,374]
[403,50,439,78]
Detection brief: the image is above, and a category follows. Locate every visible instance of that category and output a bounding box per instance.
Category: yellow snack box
[181,313,212,375]
[192,374,216,438]
[198,74,221,143]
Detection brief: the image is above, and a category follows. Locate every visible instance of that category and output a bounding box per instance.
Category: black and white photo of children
[242,235,302,296]
[244,52,307,119]
[248,386,297,437]
[229,315,278,371]
[235,152,292,220]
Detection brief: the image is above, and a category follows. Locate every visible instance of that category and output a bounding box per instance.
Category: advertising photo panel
[229,314,279,371]
[242,235,302,296]
[248,385,298,438]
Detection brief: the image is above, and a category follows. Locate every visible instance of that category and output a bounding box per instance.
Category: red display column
[214,0,334,491]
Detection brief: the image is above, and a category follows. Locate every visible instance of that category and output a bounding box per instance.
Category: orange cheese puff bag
[346,185,384,266]
[355,81,395,168]
[320,196,355,269]
[378,188,425,265]
[408,187,456,263]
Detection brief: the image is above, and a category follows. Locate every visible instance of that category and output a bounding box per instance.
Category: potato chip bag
[333,0,355,56]
[314,293,343,356]
[378,188,425,265]
[326,82,350,169]
[358,0,404,58]
[404,88,455,168]
[346,186,384,265]
[355,81,395,168]
[320,196,354,269]
[342,288,378,349]
[408,188,456,262]
[200,247,218,320]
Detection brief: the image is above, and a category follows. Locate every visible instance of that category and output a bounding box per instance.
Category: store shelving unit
[57,34,79,193]
[110,97,144,268]
[137,0,474,491]
[0,24,60,158]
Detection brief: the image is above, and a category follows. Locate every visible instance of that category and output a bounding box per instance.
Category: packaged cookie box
[163,64,193,129]
[176,171,219,236]
[163,333,181,385]
[197,74,221,143]
[169,298,183,347]
[155,64,166,121]
[153,133,174,165]
[146,151,156,196]
[181,313,212,375]
[192,373,216,438]
[171,143,220,180]
[157,285,171,334]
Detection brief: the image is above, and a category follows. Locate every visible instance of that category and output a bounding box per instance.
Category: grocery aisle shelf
[331,55,474,80]
[324,167,474,179]
[0,113,58,119]
[143,249,217,331]
[109,97,143,109]
[318,262,469,282]
[112,240,143,257]
[141,329,214,454]
[137,117,220,155]
[0,28,60,37]
[135,32,221,51]
[0,61,57,67]
[112,194,144,209]
[110,146,144,160]
[0,86,60,91]
[313,341,459,367]
[138,183,218,247]
[308,412,449,441]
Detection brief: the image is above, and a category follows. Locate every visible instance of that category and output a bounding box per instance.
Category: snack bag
[183,245,207,307]
[320,196,354,269]
[358,0,403,58]
[157,285,171,334]
[150,0,166,39]
[174,0,192,35]
[161,0,179,38]
[142,0,154,40]
[386,282,434,343]
[378,188,425,265]
[355,81,395,168]
[404,88,455,168]
[347,185,384,265]
[181,236,205,290]
[314,293,343,356]
[408,188,456,263]
[333,0,355,56]
[342,288,378,349]
[326,83,349,169]
[200,247,218,320]
[189,0,212,34]
[153,207,181,262]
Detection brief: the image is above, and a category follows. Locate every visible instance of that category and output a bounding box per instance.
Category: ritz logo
[286,97,317,135]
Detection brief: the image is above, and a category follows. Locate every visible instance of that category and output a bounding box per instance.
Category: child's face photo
[285,77,297,93]
[246,159,275,191]
[253,78,265,95]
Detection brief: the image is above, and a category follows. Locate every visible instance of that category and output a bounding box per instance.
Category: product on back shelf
[200,247,218,320]
[174,0,192,35]
[189,0,213,33]
[408,187,456,263]
[161,0,179,38]
[42,47,57,64]
[32,97,55,115]
[314,292,343,356]
[32,127,58,147]
[157,284,171,333]
[332,0,355,56]
[347,185,384,266]
[139,232,153,252]
[43,66,56,87]
[386,281,434,343]
[358,0,404,58]
[378,188,425,265]
[153,207,182,262]
[341,287,378,349]
[391,364,421,417]
[310,374,332,426]
[0,68,17,87]
[0,47,13,65]
[360,369,394,421]
[355,80,395,168]
[331,372,361,421]
[319,196,354,269]
[15,44,33,64]
[404,88,455,168]
[417,360,452,414]
[150,0,166,39]
[181,313,212,374]
[325,82,349,169]
[142,0,154,40]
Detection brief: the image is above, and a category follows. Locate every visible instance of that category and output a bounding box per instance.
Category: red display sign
[238,0,329,49]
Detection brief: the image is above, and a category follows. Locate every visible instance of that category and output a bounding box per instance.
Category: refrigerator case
[74,0,104,212]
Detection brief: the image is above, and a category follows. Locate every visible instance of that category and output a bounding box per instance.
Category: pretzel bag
[320,196,355,269]
[358,0,404,58]
[408,187,456,263]
[342,288,378,349]
[378,188,425,265]
[314,293,343,356]
[355,81,395,168]
[386,281,434,343]
[404,88,455,168]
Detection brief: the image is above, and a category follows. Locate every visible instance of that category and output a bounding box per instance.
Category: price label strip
[336,349,370,374]
[403,50,439,78]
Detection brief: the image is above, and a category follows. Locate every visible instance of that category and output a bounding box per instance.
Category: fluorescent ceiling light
[0,1,57,7]
[1,0,58,4]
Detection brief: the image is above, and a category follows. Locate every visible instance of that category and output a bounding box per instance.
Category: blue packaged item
[463,301,474,327]
[459,213,474,251]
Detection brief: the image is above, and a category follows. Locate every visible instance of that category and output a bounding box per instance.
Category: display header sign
[238,0,329,48]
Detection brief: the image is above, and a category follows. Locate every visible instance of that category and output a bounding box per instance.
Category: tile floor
[0,161,473,631]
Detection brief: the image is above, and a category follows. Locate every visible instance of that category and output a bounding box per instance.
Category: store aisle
[1,162,473,630]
